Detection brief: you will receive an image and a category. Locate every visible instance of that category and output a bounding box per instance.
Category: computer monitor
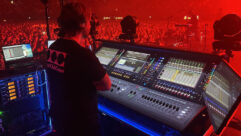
[203,61,241,134]
[158,58,205,88]
[2,44,33,62]
[114,51,150,73]
[48,40,55,48]
[95,47,119,65]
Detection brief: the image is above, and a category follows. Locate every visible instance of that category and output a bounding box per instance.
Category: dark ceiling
[0,0,61,22]
[0,0,240,23]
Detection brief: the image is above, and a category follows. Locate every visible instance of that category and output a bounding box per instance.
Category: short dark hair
[57,2,87,37]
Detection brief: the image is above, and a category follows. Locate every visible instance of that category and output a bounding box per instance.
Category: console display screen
[2,44,33,62]
[203,62,241,133]
[158,58,205,88]
[114,51,150,73]
[95,47,119,65]
[206,71,231,108]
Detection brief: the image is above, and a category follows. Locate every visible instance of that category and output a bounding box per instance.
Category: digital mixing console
[95,41,224,133]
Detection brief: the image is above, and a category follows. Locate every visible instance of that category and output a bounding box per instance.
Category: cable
[35,64,47,87]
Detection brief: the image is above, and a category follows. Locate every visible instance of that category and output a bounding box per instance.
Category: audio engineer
[46,2,111,136]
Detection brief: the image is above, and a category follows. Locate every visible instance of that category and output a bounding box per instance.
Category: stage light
[184,16,187,20]
[10,0,14,4]
[28,16,31,20]
[149,16,152,19]
[103,17,110,20]
[119,15,138,43]
[115,17,123,20]
[213,14,241,61]
[197,15,199,20]
[3,19,7,22]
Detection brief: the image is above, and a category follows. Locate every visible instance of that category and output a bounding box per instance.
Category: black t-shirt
[46,38,106,134]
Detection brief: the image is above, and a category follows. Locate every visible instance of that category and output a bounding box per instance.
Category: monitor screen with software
[48,40,55,48]
[2,44,33,62]
[203,61,241,134]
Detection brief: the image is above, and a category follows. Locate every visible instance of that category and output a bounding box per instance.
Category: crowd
[96,20,214,51]
[1,19,241,73]
[0,20,214,54]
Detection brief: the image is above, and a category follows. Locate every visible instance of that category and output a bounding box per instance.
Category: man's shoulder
[50,39,77,48]
[50,39,87,54]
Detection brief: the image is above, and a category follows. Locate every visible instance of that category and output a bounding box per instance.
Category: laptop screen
[48,40,55,48]
[2,44,33,62]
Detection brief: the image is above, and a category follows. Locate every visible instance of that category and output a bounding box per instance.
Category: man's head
[57,2,90,38]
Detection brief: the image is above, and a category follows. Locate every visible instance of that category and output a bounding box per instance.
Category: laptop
[48,40,55,48]
[2,44,35,70]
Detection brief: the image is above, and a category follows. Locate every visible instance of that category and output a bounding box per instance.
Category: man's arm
[93,73,111,91]
[82,49,112,91]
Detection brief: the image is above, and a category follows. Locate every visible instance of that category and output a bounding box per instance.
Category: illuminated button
[8,82,14,86]
[10,96,17,100]
[29,87,35,91]
[0,111,3,116]
[9,93,16,97]
[28,84,34,88]
[187,94,190,98]
[8,86,15,89]
[28,81,34,84]
[29,91,35,94]
[177,116,182,119]
[9,89,16,93]
[28,77,33,81]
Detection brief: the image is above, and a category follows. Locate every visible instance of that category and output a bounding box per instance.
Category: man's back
[46,38,106,135]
